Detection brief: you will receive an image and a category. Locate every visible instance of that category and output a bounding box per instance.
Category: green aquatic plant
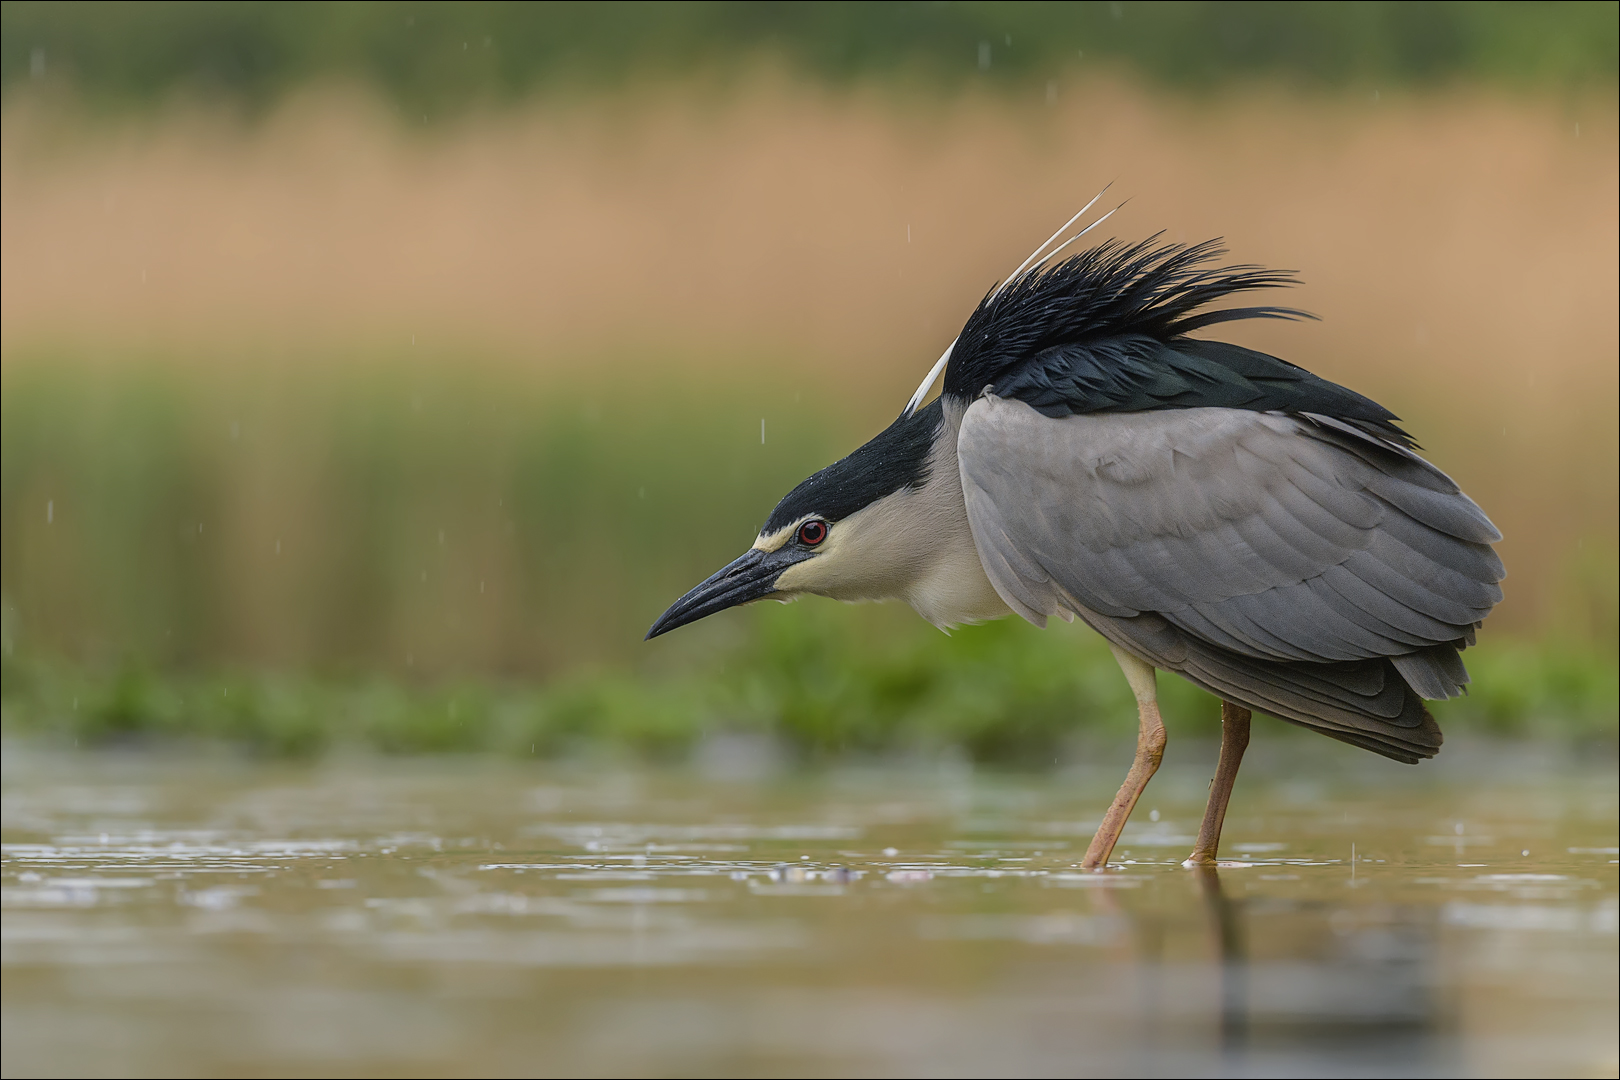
[4,601,1613,761]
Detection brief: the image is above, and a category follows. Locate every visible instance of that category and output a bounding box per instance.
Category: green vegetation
[4,1,1613,114]
[5,5,1614,763]
[4,603,1614,763]
[0,356,851,674]
[3,355,1615,760]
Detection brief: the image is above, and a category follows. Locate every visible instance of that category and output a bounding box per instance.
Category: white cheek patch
[753,519,808,553]
[771,524,846,593]
[772,558,814,592]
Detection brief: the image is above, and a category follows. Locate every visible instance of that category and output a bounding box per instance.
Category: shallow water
[2,739,1615,1079]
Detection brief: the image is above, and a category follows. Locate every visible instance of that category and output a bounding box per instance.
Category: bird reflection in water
[1194,865,1249,1055]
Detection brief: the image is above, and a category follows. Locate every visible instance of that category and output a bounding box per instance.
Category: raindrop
[978,41,991,70]
[761,418,766,444]
[882,847,898,857]
[46,500,53,524]
[275,539,281,555]
[438,529,445,547]
[1046,80,1058,106]
[30,48,45,79]
[230,420,240,440]
[1149,808,1160,822]
[1454,823,1464,835]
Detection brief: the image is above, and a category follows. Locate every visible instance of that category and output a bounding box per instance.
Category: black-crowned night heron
[647,201,1504,869]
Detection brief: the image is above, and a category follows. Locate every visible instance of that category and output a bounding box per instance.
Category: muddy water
[3,740,1615,1078]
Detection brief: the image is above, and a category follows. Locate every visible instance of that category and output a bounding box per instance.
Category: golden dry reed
[2,75,1615,665]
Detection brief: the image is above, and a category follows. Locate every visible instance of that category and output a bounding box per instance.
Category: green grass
[4,1,1614,115]
[4,601,1614,763]
[0,355,853,675]
[3,356,1614,761]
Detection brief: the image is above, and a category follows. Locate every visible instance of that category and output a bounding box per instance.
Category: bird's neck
[898,397,1012,630]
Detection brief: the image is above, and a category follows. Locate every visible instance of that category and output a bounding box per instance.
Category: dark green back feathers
[944,237,1415,447]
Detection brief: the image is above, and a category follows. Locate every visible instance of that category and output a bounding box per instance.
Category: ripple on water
[1,751,1615,1078]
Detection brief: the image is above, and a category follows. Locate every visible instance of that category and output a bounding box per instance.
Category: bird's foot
[1181,856,1252,870]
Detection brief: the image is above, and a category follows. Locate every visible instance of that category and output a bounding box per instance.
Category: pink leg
[1184,701,1252,867]
[1082,648,1167,870]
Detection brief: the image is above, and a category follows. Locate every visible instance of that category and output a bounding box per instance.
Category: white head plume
[900,186,1118,419]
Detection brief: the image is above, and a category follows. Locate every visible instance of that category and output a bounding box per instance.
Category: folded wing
[957,396,1505,761]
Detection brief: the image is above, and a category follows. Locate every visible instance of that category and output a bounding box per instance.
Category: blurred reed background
[2,2,1616,758]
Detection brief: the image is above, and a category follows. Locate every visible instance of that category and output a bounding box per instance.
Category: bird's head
[646,195,1337,642]
[645,400,947,639]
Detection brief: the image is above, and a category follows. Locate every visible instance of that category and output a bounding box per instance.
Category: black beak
[645,546,803,640]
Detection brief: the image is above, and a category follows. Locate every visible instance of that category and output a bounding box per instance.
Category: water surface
[3,740,1615,1078]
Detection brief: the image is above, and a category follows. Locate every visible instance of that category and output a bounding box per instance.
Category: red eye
[797,520,828,546]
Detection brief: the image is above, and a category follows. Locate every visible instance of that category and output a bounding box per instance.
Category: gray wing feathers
[961,495,1060,626]
[1300,414,1503,540]
[1391,646,1472,701]
[1086,607,1441,763]
[1366,476,1501,544]
[958,398,1504,720]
